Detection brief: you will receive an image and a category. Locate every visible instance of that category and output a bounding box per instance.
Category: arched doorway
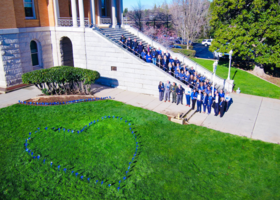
[60,37,74,66]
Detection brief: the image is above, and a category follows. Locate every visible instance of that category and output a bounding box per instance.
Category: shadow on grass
[232,70,238,80]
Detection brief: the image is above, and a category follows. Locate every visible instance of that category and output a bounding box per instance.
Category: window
[24,0,36,19]
[101,0,107,17]
[30,41,39,66]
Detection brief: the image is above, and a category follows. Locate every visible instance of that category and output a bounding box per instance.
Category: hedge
[171,48,196,57]
[22,66,100,95]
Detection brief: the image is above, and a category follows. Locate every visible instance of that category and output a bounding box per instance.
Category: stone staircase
[95,27,223,91]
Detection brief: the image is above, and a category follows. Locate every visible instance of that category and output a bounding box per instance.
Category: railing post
[53,0,60,27]
[71,0,78,27]
[78,0,85,28]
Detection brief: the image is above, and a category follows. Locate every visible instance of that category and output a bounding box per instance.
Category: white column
[120,0,123,27]
[53,0,60,27]
[111,0,117,28]
[71,0,78,27]
[90,0,96,25]
[78,0,85,27]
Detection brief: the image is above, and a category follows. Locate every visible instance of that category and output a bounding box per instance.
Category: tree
[128,1,144,31]
[159,1,172,30]
[209,0,280,76]
[123,8,128,17]
[171,0,210,49]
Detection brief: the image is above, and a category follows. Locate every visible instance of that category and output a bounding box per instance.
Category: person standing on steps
[171,82,178,103]
[151,48,158,65]
[158,81,165,101]
[125,37,132,51]
[165,50,170,60]
[191,89,197,110]
[157,47,162,55]
[196,90,202,113]
[225,92,231,112]
[176,85,184,105]
[219,89,225,99]
[132,38,138,55]
[162,55,169,71]
[219,97,226,117]
[214,92,220,116]
[146,44,151,53]
[141,49,146,61]
[202,92,208,113]
[146,51,152,63]
[157,55,163,68]
[137,41,144,56]
[164,81,171,102]
[120,34,126,48]
[185,85,192,107]
[207,93,213,114]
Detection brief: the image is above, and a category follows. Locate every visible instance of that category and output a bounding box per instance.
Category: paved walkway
[1,85,280,144]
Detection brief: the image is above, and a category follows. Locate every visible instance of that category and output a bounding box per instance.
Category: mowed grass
[192,58,280,99]
[0,100,280,199]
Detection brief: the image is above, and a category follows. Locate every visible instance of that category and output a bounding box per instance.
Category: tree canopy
[209,0,280,67]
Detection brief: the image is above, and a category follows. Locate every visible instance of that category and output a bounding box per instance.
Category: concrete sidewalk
[1,85,280,144]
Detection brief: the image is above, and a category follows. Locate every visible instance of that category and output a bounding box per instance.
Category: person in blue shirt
[141,49,146,61]
[157,47,162,55]
[146,51,152,63]
[174,69,180,79]
[164,81,171,102]
[158,81,164,101]
[132,38,138,55]
[120,34,126,48]
[185,84,192,107]
[196,90,202,113]
[125,37,132,51]
[206,86,211,95]
[202,92,208,113]
[189,67,195,75]
[176,85,184,105]
[198,82,205,92]
[184,71,190,83]
[207,93,213,114]
[151,48,158,65]
[191,89,197,110]
[219,97,226,117]
[179,71,185,81]
[137,41,144,55]
[174,57,180,66]
[219,89,225,99]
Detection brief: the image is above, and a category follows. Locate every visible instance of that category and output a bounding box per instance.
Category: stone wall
[0,28,53,88]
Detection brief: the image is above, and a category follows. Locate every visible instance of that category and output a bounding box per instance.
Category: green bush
[171,48,196,57]
[22,66,100,95]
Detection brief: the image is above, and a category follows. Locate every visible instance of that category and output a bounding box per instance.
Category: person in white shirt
[185,85,192,107]
[225,92,231,112]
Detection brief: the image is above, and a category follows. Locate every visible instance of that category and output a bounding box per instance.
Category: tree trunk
[252,64,266,78]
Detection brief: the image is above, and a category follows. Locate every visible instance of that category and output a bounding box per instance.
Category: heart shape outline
[24,116,139,190]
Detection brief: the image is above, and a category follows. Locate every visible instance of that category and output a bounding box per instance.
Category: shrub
[171,48,196,57]
[193,39,203,43]
[22,66,100,95]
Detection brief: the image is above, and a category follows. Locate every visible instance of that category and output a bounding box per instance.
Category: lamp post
[227,50,233,80]
[212,60,218,97]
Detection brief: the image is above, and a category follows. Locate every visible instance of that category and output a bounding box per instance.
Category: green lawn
[1,101,280,199]
[192,58,280,99]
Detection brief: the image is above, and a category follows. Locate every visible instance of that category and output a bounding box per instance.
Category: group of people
[120,35,209,91]
[158,81,232,118]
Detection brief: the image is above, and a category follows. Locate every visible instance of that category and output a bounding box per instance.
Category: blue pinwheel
[50,162,53,167]
[87,178,90,182]
[58,165,60,170]
[80,176,83,180]
[75,172,78,177]
[64,168,67,173]
[37,155,40,160]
